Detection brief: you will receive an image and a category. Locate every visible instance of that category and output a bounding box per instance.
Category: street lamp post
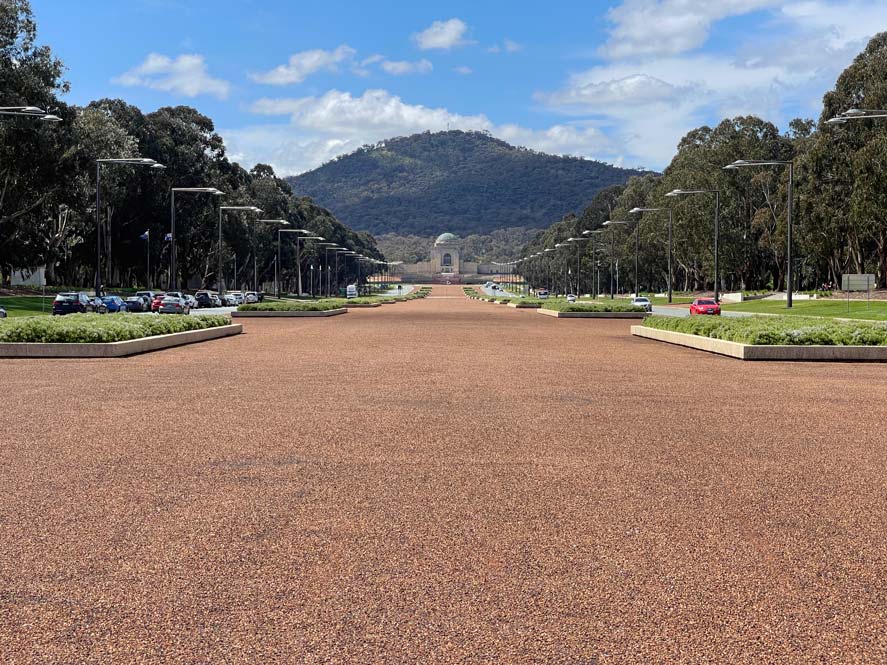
[603,221,640,297]
[0,106,62,121]
[666,188,721,301]
[567,237,591,296]
[219,206,261,296]
[94,158,166,296]
[169,187,223,292]
[724,160,795,307]
[581,230,606,299]
[252,220,288,292]
[277,228,310,297]
[630,207,673,303]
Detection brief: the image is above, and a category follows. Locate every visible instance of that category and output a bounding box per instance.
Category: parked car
[184,294,198,310]
[52,292,97,315]
[244,291,259,303]
[124,295,150,312]
[158,296,190,314]
[630,296,653,312]
[195,291,214,308]
[221,293,237,306]
[0,306,6,318]
[135,290,158,302]
[150,293,167,312]
[536,289,549,299]
[101,295,128,313]
[690,298,721,316]
[228,291,244,304]
[346,284,358,299]
[566,294,577,303]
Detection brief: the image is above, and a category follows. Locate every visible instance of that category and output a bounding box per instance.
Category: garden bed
[633,315,887,361]
[538,301,649,318]
[0,314,239,357]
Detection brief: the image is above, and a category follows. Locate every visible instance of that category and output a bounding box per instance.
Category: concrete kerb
[0,323,243,358]
[631,325,887,361]
[232,309,347,318]
[538,309,650,319]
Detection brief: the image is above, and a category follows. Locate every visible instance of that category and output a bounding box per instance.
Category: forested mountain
[286,131,647,236]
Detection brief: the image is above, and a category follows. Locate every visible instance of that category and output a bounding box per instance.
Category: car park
[101,295,128,313]
[630,296,653,312]
[689,298,720,316]
[158,296,190,314]
[52,292,98,315]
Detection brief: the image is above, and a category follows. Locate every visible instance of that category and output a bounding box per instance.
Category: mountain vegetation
[376,227,541,264]
[0,1,380,290]
[523,32,887,293]
[286,130,648,236]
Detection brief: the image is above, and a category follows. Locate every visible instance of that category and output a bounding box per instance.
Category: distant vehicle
[135,290,158,302]
[484,281,493,288]
[0,306,6,318]
[158,296,190,314]
[221,293,237,306]
[536,289,549,299]
[101,295,128,313]
[690,298,720,316]
[195,291,215,308]
[244,291,259,304]
[566,294,577,303]
[228,291,244,305]
[630,296,653,312]
[346,284,358,299]
[124,295,150,312]
[211,294,222,307]
[150,293,167,312]
[52,292,97,315]
[184,295,198,310]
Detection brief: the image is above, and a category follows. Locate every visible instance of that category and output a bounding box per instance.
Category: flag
[164,233,173,242]
[139,230,149,240]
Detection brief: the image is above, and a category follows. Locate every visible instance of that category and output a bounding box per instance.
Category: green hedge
[238,299,345,312]
[0,313,230,343]
[643,315,887,346]
[543,301,647,313]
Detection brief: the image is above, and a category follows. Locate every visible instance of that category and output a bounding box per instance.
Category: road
[3,284,887,662]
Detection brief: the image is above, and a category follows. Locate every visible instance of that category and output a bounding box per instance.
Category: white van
[346,284,358,299]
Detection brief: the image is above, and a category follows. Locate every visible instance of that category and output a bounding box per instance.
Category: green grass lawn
[0,296,54,317]
[722,298,887,321]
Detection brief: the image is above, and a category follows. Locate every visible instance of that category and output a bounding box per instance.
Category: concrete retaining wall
[538,309,649,319]
[0,323,243,358]
[232,308,346,318]
[631,325,887,361]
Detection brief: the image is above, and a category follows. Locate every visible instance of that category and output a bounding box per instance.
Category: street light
[666,188,721,301]
[630,206,674,303]
[219,206,261,295]
[0,106,62,122]
[826,108,887,124]
[277,228,308,297]
[93,157,167,296]
[603,220,640,297]
[567,237,591,296]
[581,230,607,299]
[724,159,795,308]
[169,187,224,292]
[254,219,288,292]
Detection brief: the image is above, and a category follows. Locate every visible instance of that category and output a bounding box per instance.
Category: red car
[151,293,167,312]
[690,298,721,316]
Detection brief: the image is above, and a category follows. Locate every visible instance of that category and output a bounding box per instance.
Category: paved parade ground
[3,285,887,662]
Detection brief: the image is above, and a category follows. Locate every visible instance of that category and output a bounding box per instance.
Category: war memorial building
[397,233,497,283]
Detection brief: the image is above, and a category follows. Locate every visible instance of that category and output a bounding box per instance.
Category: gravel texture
[3,284,887,663]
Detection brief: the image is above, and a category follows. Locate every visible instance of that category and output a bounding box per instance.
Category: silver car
[158,296,191,314]
[630,296,653,312]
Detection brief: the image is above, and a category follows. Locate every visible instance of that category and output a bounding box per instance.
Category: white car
[630,296,653,312]
[346,284,358,299]
[244,291,259,304]
[221,293,237,306]
[184,295,198,310]
[536,289,549,299]
[566,294,577,302]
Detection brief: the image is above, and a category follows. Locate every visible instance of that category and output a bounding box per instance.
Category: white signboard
[841,274,876,292]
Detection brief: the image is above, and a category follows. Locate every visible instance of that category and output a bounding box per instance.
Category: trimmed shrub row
[0,313,230,343]
[542,301,647,313]
[643,314,887,346]
[239,300,345,312]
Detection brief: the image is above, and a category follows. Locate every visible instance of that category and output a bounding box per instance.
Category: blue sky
[31,0,887,175]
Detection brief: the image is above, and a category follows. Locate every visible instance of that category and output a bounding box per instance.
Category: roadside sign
[841,274,876,291]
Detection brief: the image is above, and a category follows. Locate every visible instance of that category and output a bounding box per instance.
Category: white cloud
[488,39,523,54]
[380,59,433,76]
[250,45,357,85]
[113,53,230,99]
[226,89,612,175]
[454,66,473,75]
[601,0,780,59]
[413,18,470,50]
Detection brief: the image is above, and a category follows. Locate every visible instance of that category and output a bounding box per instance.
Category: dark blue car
[101,295,128,313]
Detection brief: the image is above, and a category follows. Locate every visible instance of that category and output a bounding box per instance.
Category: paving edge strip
[537,309,650,319]
[0,324,243,358]
[630,325,887,361]
[232,309,347,318]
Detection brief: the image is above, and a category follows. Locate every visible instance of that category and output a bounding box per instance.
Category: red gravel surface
[3,284,887,662]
